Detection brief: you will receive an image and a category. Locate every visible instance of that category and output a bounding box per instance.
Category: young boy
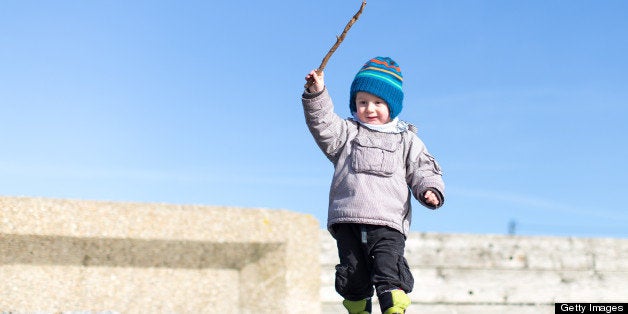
[302,57,445,314]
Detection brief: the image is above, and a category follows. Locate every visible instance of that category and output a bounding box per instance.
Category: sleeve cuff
[302,86,325,99]
[419,187,444,209]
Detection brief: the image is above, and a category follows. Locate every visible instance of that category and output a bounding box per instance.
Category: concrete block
[0,196,321,313]
[409,268,628,304]
[321,229,628,313]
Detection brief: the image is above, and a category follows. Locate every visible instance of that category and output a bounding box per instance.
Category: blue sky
[1,1,627,238]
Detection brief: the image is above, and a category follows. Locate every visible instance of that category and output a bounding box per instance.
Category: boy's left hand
[423,190,440,207]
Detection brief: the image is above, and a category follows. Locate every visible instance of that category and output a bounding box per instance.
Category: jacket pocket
[424,152,443,175]
[351,135,402,177]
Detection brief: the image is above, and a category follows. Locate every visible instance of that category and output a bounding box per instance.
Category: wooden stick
[305,0,367,89]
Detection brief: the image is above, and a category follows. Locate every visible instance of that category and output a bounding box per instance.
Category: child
[301,57,445,314]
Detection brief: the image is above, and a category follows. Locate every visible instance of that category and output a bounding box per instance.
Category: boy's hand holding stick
[305,0,367,91]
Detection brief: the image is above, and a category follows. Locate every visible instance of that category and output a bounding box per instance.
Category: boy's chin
[364,119,387,125]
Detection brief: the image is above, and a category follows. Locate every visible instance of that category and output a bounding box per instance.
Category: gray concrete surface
[2,196,626,313]
[320,230,628,313]
[0,196,320,313]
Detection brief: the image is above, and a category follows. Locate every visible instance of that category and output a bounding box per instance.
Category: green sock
[382,290,410,314]
[342,298,372,314]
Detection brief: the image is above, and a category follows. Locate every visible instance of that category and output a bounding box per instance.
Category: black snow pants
[332,223,414,301]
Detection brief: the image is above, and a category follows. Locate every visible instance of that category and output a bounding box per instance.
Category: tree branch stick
[305,0,367,89]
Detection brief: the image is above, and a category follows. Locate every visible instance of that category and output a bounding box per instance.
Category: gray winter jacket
[302,88,445,236]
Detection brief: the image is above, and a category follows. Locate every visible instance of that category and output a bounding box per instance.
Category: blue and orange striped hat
[350,56,404,119]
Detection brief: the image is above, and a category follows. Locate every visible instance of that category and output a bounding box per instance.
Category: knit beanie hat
[350,56,404,119]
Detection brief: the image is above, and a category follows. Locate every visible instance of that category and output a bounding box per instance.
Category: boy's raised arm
[301,70,351,163]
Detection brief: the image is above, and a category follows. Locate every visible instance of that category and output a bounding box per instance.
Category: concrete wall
[320,230,628,314]
[0,196,321,313]
[2,196,627,314]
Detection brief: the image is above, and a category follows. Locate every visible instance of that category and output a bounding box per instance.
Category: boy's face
[355,92,390,125]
